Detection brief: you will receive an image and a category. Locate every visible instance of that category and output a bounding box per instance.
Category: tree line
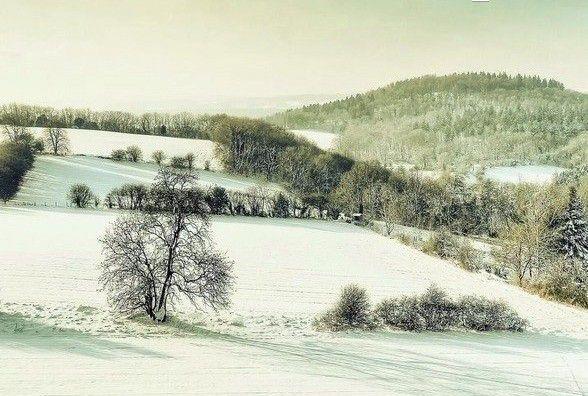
[0,103,232,139]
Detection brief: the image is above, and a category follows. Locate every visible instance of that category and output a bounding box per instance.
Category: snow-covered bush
[314,284,374,331]
[110,149,127,161]
[376,296,426,331]
[457,295,527,331]
[422,229,456,258]
[151,150,166,165]
[418,285,459,330]
[375,285,527,332]
[170,155,187,169]
[376,285,456,331]
[533,259,588,308]
[126,145,143,162]
[455,240,481,271]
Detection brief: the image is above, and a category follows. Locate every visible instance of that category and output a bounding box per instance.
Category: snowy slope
[13,155,280,206]
[1,206,586,337]
[2,126,220,169]
[1,207,587,394]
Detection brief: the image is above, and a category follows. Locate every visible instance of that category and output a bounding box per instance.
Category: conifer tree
[556,187,588,264]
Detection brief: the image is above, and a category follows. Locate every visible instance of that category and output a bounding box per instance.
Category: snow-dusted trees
[43,127,70,155]
[99,168,233,322]
[555,187,588,263]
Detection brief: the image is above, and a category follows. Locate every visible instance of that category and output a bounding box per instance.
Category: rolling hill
[268,73,588,171]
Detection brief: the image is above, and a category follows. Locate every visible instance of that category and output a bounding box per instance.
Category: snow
[12,155,280,206]
[291,129,338,150]
[2,126,220,169]
[1,206,587,394]
[479,165,567,185]
[1,206,587,393]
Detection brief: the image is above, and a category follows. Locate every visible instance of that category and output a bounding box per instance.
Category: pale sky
[0,0,586,111]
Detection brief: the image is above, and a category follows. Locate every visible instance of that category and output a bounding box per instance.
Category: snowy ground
[1,126,587,394]
[474,165,568,185]
[13,155,280,207]
[1,206,587,394]
[291,129,338,150]
[3,126,220,169]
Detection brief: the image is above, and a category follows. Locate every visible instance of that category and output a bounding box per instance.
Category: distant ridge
[268,72,587,170]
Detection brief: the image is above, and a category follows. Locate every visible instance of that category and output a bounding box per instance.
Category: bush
[170,156,187,169]
[422,229,456,258]
[376,296,426,331]
[205,186,230,215]
[457,296,527,331]
[111,149,127,161]
[375,285,527,332]
[396,233,418,247]
[314,284,374,331]
[126,145,143,162]
[532,259,588,308]
[105,183,148,210]
[418,285,458,330]
[151,150,165,165]
[68,184,97,208]
[454,240,481,271]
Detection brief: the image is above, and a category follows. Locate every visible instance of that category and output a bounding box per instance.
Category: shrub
[422,229,456,258]
[314,284,374,331]
[126,145,143,162]
[454,240,481,271]
[68,184,97,208]
[206,186,230,215]
[375,285,527,332]
[111,149,127,161]
[376,296,426,331]
[418,285,458,330]
[151,150,166,165]
[396,233,418,247]
[105,183,148,210]
[170,156,187,169]
[457,296,527,331]
[31,138,45,154]
[532,259,588,308]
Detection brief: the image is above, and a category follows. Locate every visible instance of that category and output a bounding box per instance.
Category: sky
[0,0,586,112]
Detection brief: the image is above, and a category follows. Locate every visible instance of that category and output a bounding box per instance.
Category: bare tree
[99,168,233,322]
[184,152,196,170]
[151,150,166,165]
[2,125,31,143]
[44,127,70,155]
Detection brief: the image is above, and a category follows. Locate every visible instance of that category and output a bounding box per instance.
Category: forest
[268,72,587,170]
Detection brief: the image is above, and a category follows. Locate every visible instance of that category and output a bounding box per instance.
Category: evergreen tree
[556,187,588,263]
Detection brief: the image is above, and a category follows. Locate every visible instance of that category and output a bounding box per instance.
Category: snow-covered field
[478,165,567,184]
[291,129,338,150]
[1,126,587,394]
[1,206,587,394]
[3,126,220,170]
[13,155,280,206]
